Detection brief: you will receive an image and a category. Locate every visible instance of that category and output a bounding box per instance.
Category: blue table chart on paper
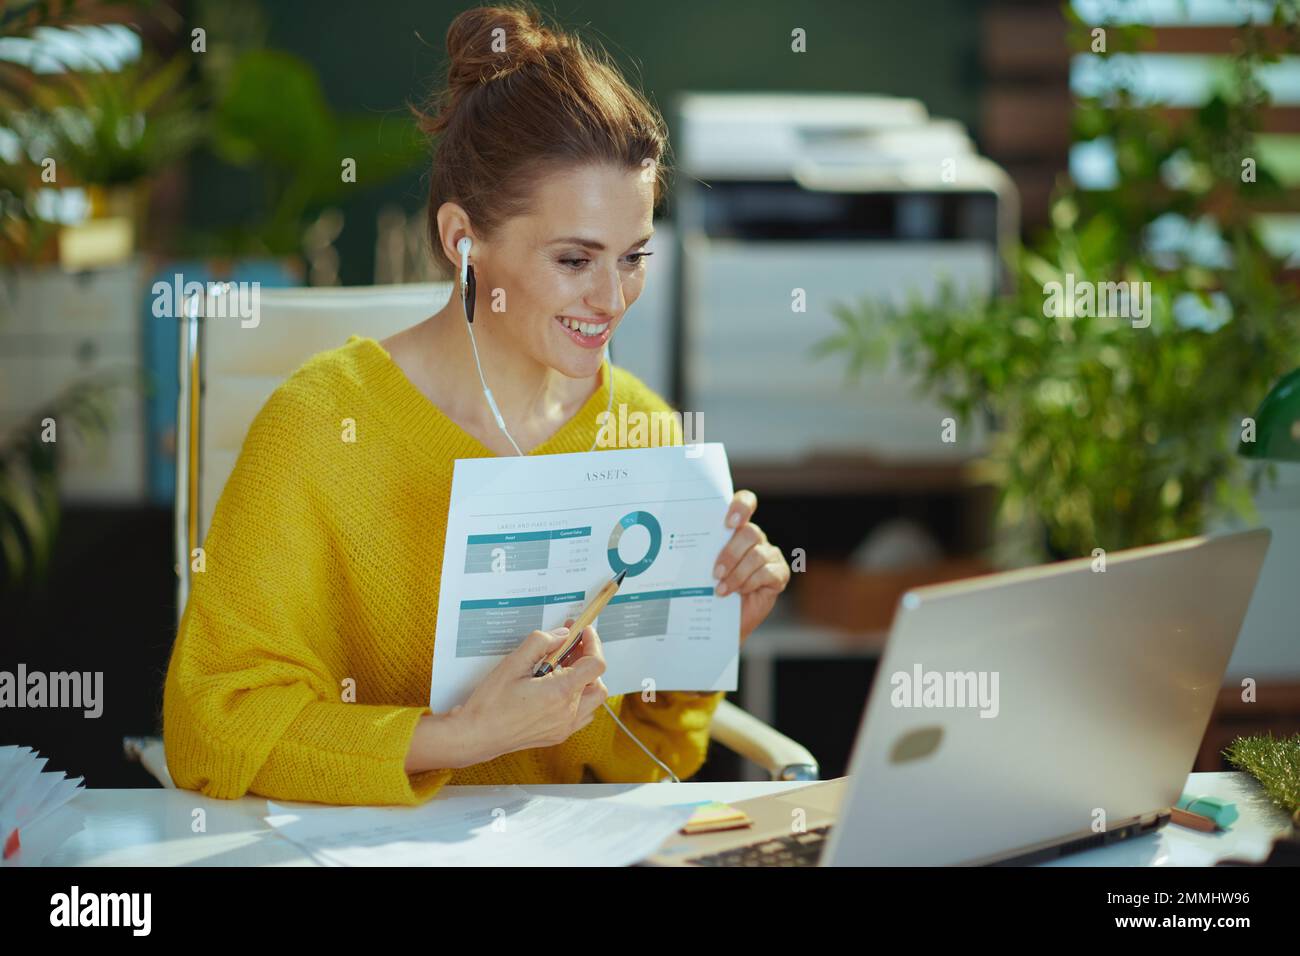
[462,527,591,574]
[456,591,587,657]
[607,510,662,578]
[596,586,716,643]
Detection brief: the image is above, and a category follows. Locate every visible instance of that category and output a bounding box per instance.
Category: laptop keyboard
[684,825,832,867]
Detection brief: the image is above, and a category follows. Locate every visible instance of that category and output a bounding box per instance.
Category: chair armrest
[123,736,175,788]
[709,699,819,781]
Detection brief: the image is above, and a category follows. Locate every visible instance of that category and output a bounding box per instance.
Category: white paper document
[265,787,694,866]
[430,443,740,711]
[0,745,85,864]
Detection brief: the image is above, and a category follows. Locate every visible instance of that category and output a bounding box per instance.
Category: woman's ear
[435,201,475,270]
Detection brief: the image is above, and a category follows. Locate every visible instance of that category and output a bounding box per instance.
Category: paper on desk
[430,443,741,712]
[265,786,694,866]
[0,745,85,861]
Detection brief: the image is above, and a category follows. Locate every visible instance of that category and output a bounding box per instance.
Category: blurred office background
[4,0,1300,786]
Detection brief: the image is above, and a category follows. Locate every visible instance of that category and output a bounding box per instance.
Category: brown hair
[413,3,670,272]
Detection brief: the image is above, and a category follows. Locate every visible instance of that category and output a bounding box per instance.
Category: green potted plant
[0,1,166,594]
[199,47,426,258]
[815,6,1300,564]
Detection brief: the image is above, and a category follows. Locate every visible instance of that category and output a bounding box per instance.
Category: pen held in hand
[533,568,627,677]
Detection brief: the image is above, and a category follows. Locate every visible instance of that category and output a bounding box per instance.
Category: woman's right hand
[451,624,608,765]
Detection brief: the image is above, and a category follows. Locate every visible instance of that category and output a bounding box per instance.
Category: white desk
[10,772,1291,867]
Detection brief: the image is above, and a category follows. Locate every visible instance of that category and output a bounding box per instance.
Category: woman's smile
[554,314,614,349]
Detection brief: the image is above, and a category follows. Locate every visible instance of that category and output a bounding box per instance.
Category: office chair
[125,282,818,787]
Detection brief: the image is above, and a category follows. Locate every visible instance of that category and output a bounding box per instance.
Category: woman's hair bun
[444,4,569,93]
[416,3,669,271]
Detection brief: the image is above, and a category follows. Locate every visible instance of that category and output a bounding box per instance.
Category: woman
[162,3,791,806]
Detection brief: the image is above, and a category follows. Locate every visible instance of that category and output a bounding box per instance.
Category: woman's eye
[559,252,653,269]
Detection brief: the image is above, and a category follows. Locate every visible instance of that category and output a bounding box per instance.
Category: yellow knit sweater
[163,334,726,806]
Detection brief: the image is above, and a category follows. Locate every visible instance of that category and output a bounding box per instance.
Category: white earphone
[457,233,511,439]
[457,236,472,291]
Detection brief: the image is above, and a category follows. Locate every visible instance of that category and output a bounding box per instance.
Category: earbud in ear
[457,236,476,324]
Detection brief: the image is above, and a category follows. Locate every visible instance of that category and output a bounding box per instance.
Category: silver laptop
[649,529,1271,866]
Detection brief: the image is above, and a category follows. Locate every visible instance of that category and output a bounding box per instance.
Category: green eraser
[1177,794,1239,828]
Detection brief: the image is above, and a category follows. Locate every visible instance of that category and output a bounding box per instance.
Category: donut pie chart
[607,510,662,577]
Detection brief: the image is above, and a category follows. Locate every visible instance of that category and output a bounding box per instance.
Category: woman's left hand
[713,490,790,646]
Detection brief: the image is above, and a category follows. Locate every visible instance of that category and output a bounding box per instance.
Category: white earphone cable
[458,237,680,784]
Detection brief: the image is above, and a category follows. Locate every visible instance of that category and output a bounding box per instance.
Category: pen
[533,568,627,677]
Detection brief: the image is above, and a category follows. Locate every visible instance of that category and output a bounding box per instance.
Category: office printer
[670,92,1017,466]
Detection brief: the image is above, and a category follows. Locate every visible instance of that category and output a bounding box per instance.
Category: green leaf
[212,49,334,171]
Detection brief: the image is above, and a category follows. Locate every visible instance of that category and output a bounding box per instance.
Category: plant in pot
[0,1,189,595]
[0,0,201,261]
[182,0,427,263]
[16,51,203,254]
[815,8,1300,565]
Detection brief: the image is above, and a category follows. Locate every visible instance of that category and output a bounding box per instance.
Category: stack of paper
[265,785,694,867]
[0,745,85,861]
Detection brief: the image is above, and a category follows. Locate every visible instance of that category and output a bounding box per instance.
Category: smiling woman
[160,2,791,808]
[389,2,670,452]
